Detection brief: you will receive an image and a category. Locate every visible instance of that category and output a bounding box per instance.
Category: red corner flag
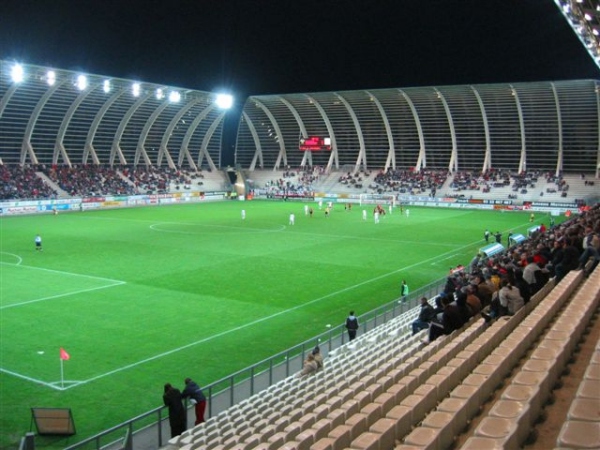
[60,348,70,361]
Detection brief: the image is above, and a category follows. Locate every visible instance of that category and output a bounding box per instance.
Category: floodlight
[215,93,233,109]
[132,83,140,97]
[47,71,56,86]
[11,64,24,83]
[76,75,87,90]
[168,91,181,102]
[103,80,111,93]
[156,88,164,100]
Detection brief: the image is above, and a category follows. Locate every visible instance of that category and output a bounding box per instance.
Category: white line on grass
[0,252,23,265]
[52,230,504,390]
[0,282,126,310]
[0,368,75,391]
[0,261,127,283]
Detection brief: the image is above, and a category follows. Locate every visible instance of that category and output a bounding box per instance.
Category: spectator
[163,383,186,438]
[312,345,324,371]
[412,297,435,335]
[181,378,207,425]
[299,353,319,377]
[426,294,466,343]
[345,311,359,341]
[554,238,580,282]
[498,279,524,316]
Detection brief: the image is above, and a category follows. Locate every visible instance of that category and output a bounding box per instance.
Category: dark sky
[1,0,599,99]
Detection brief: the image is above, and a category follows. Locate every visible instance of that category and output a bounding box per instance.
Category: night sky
[1,0,599,163]
[1,0,599,97]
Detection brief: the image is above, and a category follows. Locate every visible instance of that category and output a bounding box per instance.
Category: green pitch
[0,201,549,448]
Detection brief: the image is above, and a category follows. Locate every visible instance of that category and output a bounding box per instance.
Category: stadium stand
[160,262,599,450]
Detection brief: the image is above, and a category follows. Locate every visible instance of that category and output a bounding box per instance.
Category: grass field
[0,200,547,448]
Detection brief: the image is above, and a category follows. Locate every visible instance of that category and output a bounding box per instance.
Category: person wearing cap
[181,378,207,425]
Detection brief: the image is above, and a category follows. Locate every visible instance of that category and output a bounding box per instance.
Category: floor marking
[0,261,127,283]
[149,222,286,234]
[0,252,23,265]
[0,282,126,310]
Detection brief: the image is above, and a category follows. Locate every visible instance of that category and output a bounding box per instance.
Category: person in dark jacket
[345,311,359,341]
[412,297,435,335]
[181,378,207,425]
[427,295,466,343]
[163,383,186,438]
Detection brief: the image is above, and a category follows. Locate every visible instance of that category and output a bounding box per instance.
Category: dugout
[479,242,505,258]
[510,233,527,245]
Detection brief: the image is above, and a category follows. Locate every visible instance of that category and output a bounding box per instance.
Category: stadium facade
[0,60,226,170]
[235,80,600,176]
[1,61,599,178]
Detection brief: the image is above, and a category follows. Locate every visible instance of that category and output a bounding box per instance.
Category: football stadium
[1,3,600,450]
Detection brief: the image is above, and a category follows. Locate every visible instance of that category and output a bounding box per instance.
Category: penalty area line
[0,282,126,310]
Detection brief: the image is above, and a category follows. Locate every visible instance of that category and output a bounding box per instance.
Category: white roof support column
[54,84,97,166]
[84,90,125,165]
[366,90,395,171]
[280,97,312,167]
[134,101,170,167]
[511,85,527,173]
[159,99,202,169]
[0,83,19,119]
[551,83,564,177]
[111,92,152,166]
[306,95,338,171]
[196,112,225,172]
[21,79,69,165]
[399,89,425,172]
[471,86,492,173]
[281,97,308,138]
[435,88,457,173]
[254,99,287,170]
[243,112,264,171]
[335,93,366,173]
[178,104,216,169]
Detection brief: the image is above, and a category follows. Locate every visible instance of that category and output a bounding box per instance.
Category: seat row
[392,269,584,449]
[168,303,427,448]
[169,298,480,449]
[554,267,600,450]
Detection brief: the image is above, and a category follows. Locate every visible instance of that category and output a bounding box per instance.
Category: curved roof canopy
[0,60,228,170]
[235,80,600,174]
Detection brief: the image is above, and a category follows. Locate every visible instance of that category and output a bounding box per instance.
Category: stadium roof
[0,60,232,169]
[555,0,600,68]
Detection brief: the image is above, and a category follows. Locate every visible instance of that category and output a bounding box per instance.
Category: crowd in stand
[0,164,208,200]
[261,166,323,197]
[370,168,447,196]
[0,164,57,200]
[414,204,600,343]
[42,164,138,197]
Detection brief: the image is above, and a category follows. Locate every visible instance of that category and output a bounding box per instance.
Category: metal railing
[62,277,447,450]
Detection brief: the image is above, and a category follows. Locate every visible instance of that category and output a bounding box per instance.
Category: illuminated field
[0,201,544,448]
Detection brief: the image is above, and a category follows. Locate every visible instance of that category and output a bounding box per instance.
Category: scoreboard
[299,136,331,151]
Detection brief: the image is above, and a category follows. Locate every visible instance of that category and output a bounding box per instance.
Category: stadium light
[215,93,234,109]
[76,75,87,90]
[11,64,24,83]
[168,91,181,102]
[132,83,140,97]
[103,80,111,93]
[47,71,56,86]
[156,88,165,100]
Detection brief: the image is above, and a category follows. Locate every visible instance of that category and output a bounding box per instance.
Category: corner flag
[60,348,70,361]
